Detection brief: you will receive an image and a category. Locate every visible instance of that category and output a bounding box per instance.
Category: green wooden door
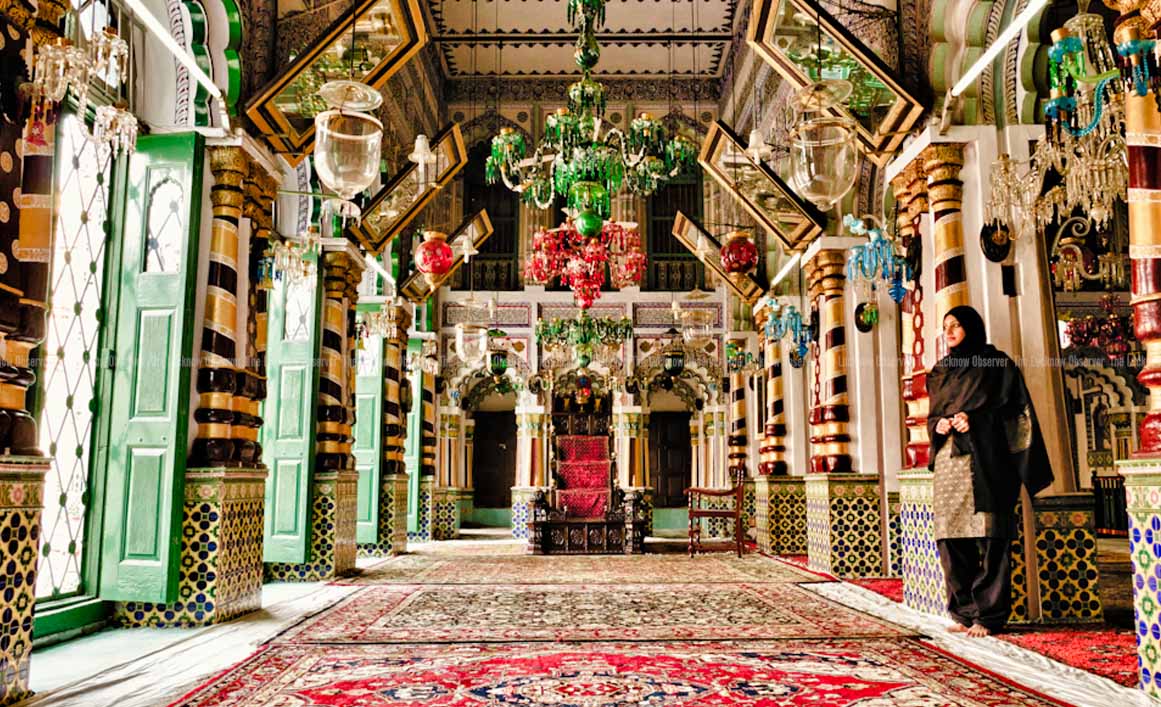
[353,338,383,543]
[261,264,322,562]
[98,133,203,602]
[405,340,423,532]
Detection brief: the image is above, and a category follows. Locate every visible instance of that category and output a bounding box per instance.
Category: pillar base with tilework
[742,480,756,542]
[755,477,772,551]
[0,457,47,706]
[511,486,545,541]
[886,491,902,577]
[456,488,474,526]
[265,470,358,582]
[624,488,653,536]
[432,487,459,540]
[408,476,434,543]
[1032,493,1103,623]
[357,473,408,558]
[899,470,947,615]
[806,473,882,578]
[1118,460,1161,696]
[117,467,266,627]
[767,476,808,555]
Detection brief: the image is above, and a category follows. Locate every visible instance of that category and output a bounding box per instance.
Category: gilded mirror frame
[747,0,924,163]
[400,209,494,304]
[698,120,826,252]
[347,123,468,256]
[245,0,427,164]
[672,211,765,306]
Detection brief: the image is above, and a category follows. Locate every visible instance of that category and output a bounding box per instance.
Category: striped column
[760,318,787,476]
[421,371,437,477]
[1125,77,1161,452]
[464,418,475,490]
[626,412,644,487]
[728,339,749,482]
[382,309,410,475]
[3,96,56,456]
[316,250,352,472]
[807,250,852,474]
[192,147,247,467]
[893,163,932,469]
[236,170,275,464]
[923,145,968,336]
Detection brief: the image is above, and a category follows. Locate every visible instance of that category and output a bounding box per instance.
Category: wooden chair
[685,471,744,557]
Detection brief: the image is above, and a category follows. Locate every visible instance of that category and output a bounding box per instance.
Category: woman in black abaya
[927,306,1053,637]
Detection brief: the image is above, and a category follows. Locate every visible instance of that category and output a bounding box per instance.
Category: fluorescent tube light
[123,0,222,100]
[950,0,1048,98]
[771,252,802,288]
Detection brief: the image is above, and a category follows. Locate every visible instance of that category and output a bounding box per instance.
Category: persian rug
[172,638,1072,706]
[341,552,822,586]
[276,583,912,643]
[999,624,1139,688]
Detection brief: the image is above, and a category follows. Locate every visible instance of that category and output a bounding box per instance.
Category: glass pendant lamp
[314,80,384,224]
[788,81,858,211]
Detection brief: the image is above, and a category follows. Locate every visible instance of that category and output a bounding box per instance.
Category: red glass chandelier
[525,220,646,309]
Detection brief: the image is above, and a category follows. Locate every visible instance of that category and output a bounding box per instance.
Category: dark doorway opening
[649,411,692,508]
[473,411,517,508]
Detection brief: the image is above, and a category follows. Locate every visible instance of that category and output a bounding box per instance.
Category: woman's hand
[935,418,952,435]
[951,412,970,433]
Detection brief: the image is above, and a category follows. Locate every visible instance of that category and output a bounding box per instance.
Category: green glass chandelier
[485,0,696,235]
[535,310,633,369]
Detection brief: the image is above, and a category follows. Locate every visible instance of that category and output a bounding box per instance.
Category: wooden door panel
[473,411,516,508]
[99,133,203,602]
[650,412,692,508]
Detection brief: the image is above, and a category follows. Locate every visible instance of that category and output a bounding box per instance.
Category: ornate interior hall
[2,0,1161,704]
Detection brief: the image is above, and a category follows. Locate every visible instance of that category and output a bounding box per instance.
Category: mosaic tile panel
[117,469,266,627]
[632,302,722,328]
[755,477,772,552]
[805,474,882,578]
[408,478,434,544]
[624,488,653,536]
[431,488,459,541]
[769,477,808,555]
[540,303,625,322]
[743,480,756,540]
[266,471,358,582]
[1033,494,1103,623]
[0,459,48,706]
[511,487,539,540]
[887,491,902,577]
[358,473,409,558]
[702,494,736,540]
[1008,508,1030,626]
[1121,462,1161,697]
[443,301,530,327]
[899,472,947,616]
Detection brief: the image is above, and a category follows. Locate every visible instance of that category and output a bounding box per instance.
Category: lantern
[313,80,384,222]
[414,230,454,288]
[720,232,759,280]
[662,331,686,377]
[489,350,509,378]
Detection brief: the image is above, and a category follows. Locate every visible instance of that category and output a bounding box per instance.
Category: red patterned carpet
[173,639,1071,707]
[844,576,1139,688]
[276,582,912,644]
[999,626,1139,688]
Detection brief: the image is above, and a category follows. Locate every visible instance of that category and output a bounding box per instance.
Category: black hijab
[927,306,1053,514]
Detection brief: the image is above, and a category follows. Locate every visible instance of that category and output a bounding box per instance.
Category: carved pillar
[759,317,788,476]
[238,169,276,464]
[894,164,932,469]
[727,347,749,482]
[462,417,475,520]
[690,416,702,487]
[805,250,852,474]
[421,370,437,477]
[363,305,410,556]
[192,148,247,466]
[512,406,547,540]
[923,144,968,344]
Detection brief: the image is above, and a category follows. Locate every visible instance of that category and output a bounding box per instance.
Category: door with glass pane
[353,338,383,543]
[261,266,322,563]
[98,133,204,602]
[36,114,116,602]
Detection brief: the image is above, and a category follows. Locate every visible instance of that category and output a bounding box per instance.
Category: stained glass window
[36,113,113,600]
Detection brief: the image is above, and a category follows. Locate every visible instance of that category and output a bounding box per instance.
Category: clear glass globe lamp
[788,81,858,211]
[314,80,384,222]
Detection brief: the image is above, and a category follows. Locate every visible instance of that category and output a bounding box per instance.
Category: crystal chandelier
[535,311,633,370]
[408,338,440,375]
[1050,216,1129,292]
[763,299,810,368]
[726,340,761,377]
[29,24,135,153]
[264,227,321,287]
[484,0,695,228]
[844,214,910,306]
[525,220,645,309]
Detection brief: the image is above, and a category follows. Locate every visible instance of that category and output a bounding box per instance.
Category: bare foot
[948,623,969,634]
[967,624,992,638]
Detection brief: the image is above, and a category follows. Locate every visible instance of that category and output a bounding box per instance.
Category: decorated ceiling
[426,0,739,79]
